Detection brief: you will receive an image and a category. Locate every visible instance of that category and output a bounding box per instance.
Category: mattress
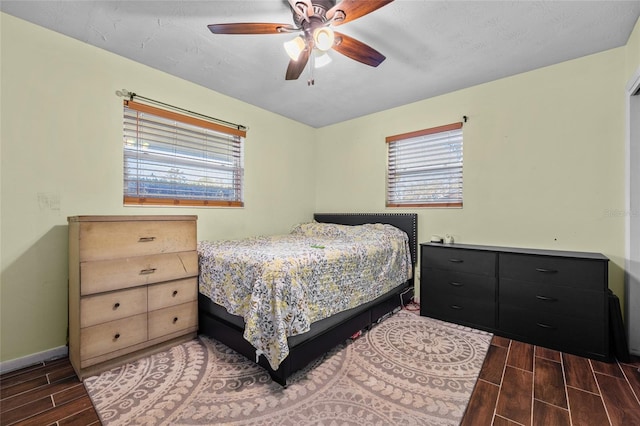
[198,222,412,369]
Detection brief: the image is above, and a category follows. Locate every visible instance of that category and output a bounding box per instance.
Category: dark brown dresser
[420,243,611,361]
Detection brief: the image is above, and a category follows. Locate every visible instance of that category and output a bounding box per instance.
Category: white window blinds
[123,100,245,207]
[386,122,463,207]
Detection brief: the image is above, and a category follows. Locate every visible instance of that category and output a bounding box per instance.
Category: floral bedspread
[198,222,412,370]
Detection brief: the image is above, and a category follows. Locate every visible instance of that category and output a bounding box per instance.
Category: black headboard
[313,213,418,266]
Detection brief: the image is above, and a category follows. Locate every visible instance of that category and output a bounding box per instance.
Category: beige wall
[626,17,640,82]
[1,11,637,365]
[315,47,627,304]
[0,14,317,362]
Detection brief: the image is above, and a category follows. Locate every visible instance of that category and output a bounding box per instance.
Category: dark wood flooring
[0,357,99,425]
[2,337,639,425]
[461,336,640,426]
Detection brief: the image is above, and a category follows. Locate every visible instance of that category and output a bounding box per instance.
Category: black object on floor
[608,289,630,362]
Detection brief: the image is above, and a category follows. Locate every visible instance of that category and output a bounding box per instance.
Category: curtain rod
[115,89,247,132]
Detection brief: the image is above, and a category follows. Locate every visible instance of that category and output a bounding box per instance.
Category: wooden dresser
[68,215,198,379]
[420,243,611,361]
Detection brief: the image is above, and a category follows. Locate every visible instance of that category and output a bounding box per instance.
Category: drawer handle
[450,304,463,310]
[536,295,558,302]
[138,237,156,242]
[172,290,178,297]
[113,302,120,310]
[173,317,179,324]
[536,322,556,330]
[140,268,157,275]
[448,258,464,263]
[449,281,464,287]
[535,268,558,274]
[114,333,121,340]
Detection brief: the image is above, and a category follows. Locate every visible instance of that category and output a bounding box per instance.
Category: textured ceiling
[2,1,639,128]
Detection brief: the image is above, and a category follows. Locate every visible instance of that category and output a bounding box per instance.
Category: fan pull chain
[308,53,315,86]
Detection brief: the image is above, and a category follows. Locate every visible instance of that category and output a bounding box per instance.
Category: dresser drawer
[500,278,605,321]
[78,220,196,262]
[148,278,197,311]
[500,305,607,359]
[80,287,147,328]
[422,293,495,328]
[148,301,198,340]
[80,313,147,361]
[499,253,606,290]
[422,246,496,276]
[423,269,496,303]
[80,251,198,295]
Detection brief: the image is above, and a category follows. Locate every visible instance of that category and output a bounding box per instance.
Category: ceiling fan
[207,0,394,81]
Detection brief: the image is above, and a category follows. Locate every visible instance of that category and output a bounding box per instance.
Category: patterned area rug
[84,310,492,425]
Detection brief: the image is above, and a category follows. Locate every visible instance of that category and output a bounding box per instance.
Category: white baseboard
[0,346,68,374]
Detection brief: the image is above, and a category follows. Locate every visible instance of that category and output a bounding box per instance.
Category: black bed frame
[197,213,418,386]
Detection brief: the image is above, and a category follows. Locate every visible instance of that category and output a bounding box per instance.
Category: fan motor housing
[292,0,335,27]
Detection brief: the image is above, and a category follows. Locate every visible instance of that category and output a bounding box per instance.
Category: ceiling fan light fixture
[313,27,335,51]
[284,36,306,61]
[314,52,332,68]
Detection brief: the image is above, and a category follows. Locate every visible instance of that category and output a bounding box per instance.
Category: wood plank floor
[461,336,640,426]
[1,337,639,425]
[0,357,100,425]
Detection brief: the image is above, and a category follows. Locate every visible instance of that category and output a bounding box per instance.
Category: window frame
[122,100,246,207]
[386,122,463,208]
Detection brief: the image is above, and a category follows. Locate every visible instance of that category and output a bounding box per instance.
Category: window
[386,122,463,208]
[123,100,246,207]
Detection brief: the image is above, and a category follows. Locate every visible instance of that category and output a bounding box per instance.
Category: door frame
[625,66,640,356]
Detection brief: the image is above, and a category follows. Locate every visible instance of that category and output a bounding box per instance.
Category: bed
[197,213,418,386]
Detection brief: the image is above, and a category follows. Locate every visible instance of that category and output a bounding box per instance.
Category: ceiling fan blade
[285,48,311,80]
[208,23,296,35]
[327,0,394,26]
[333,32,385,67]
